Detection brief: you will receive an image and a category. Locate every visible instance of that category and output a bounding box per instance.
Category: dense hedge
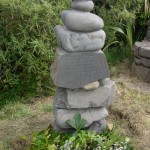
[0,0,71,98]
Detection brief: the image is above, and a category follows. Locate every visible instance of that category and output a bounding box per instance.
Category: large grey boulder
[55,25,106,52]
[54,79,116,109]
[54,107,108,129]
[51,48,109,89]
[61,10,104,32]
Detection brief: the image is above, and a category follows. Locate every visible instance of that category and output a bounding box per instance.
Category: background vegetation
[0,0,71,106]
[0,0,149,106]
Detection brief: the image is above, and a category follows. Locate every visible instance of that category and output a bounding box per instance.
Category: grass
[0,102,34,120]
[105,46,132,65]
[0,97,54,120]
[38,102,53,112]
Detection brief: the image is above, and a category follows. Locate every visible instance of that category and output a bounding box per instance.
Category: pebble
[83,81,100,91]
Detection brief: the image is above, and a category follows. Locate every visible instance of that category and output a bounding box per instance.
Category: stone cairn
[132,20,150,83]
[51,0,116,133]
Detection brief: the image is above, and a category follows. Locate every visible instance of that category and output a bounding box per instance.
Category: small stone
[55,25,106,52]
[83,81,100,91]
[54,79,116,109]
[72,0,94,12]
[61,10,104,32]
[107,122,114,131]
[54,107,108,129]
[51,48,109,89]
[139,46,150,58]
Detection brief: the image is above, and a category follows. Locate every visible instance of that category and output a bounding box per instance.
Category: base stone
[131,62,150,83]
[54,79,116,109]
[51,48,109,89]
[89,119,106,133]
[53,119,106,133]
[54,107,108,129]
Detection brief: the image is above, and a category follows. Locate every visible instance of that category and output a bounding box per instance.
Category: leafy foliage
[95,0,149,47]
[0,0,71,106]
[28,124,134,150]
[67,113,88,133]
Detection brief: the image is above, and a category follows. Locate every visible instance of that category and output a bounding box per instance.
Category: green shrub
[27,113,134,150]
[28,125,133,150]
[94,0,144,44]
[0,0,71,105]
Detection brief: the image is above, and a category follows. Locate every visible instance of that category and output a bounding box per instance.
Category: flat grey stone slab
[132,42,150,58]
[54,107,108,129]
[51,48,109,89]
[131,62,150,83]
[54,79,116,109]
[72,0,94,12]
[61,10,104,32]
[55,25,106,52]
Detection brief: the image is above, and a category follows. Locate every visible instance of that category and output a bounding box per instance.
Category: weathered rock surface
[134,57,150,67]
[89,119,106,133]
[54,107,108,129]
[72,0,94,12]
[132,42,150,58]
[54,79,116,109]
[51,48,109,89]
[55,25,106,52]
[53,118,107,133]
[134,57,141,65]
[131,62,150,83]
[61,10,104,32]
[139,47,150,59]
[83,81,100,91]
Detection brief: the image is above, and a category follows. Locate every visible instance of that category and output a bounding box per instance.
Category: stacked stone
[51,0,116,133]
[132,42,150,83]
[132,20,150,83]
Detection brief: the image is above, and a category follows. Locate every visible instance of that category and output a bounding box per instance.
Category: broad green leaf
[108,26,126,35]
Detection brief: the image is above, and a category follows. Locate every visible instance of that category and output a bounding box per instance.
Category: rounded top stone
[72,0,94,12]
[61,10,104,32]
